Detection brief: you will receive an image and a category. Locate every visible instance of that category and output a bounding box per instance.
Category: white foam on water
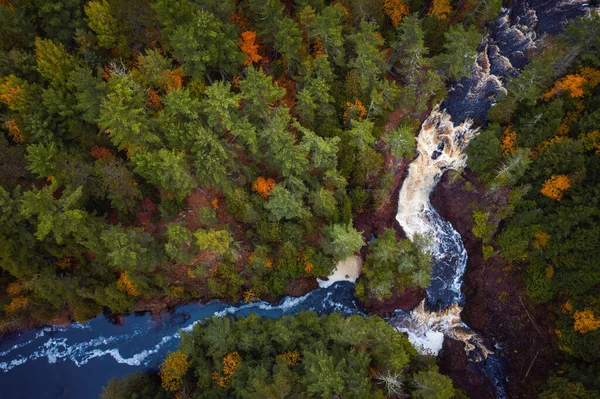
[399,329,446,356]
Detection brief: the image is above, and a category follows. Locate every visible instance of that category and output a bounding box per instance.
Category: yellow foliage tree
[160,350,190,392]
[580,67,600,89]
[212,351,242,388]
[239,31,262,66]
[5,296,29,313]
[532,231,551,248]
[428,0,452,19]
[573,309,600,333]
[243,289,258,303]
[581,130,600,154]
[383,0,410,27]
[540,174,570,200]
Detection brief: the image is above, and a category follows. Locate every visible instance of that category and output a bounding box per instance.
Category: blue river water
[0,282,362,398]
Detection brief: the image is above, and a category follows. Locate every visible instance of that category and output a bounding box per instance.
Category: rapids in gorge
[0,1,594,398]
[392,1,593,398]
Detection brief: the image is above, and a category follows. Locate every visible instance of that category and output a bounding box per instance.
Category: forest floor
[431,170,558,399]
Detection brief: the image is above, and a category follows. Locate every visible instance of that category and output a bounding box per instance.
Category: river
[0,1,592,398]
[0,282,362,398]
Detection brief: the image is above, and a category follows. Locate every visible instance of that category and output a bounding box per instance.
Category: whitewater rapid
[391,1,593,397]
[392,107,492,360]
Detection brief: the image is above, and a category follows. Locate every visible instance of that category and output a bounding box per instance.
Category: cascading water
[391,2,592,398]
[0,2,593,398]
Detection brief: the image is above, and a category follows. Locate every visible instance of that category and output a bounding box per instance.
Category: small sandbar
[317,255,363,288]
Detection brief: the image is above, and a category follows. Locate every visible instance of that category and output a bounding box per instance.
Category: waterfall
[391,2,593,397]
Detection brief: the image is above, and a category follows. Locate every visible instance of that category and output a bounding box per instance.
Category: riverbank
[431,169,557,398]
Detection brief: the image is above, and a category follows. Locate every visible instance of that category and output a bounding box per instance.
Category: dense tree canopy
[466,14,600,397]
[102,312,456,399]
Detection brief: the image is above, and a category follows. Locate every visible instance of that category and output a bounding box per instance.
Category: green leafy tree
[465,126,502,182]
[321,223,365,260]
[385,124,417,159]
[69,66,106,124]
[348,19,387,95]
[32,0,85,45]
[85,0,125,50]
[260,109,309,178]
[239,66,286,121]
[412,368,456,399]
[192,132,234,192]
[309,187,337,220]
[434,24,482,80]
[303,349,346,398]
[391,14,428,86]
[169,10,243,79]
[19,184,100,247]
[100,225,150,270]
[306,5,347,66]
[34,37,79,88]
[357,229,431,300]
[99,73,161,150]
[539,377,600,399]
[25,142,60,178]
[132,149,196,202]
[273,17,304,71]
[297,123,340,170]
[264,184,310,221]
[92,157,142,213]
[194,229,233,256]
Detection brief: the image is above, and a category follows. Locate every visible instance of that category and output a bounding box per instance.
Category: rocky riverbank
[432,170,557,398]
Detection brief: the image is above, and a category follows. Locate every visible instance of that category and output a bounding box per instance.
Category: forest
[101,312,458,399]
[0,0,599,397]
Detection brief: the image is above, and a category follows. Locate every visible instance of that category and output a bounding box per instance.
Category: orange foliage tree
[239,31,262,66]
[252,177,276,198]
[6,281,23,296]
[4,120,23,143]
[160,350,190,392]
[383,0,410,27]
[278,350,300,366]
[573,309,600,333]
[500,127,517,154]
[276,76,296,109]
[343,99,367,123]
[90,145,114,159]
[543,74,586,100]
[161,68,184,92]
[428,0,452,19]
[0,76,22,108]
[540,174,570,200]
[116,272,140,297]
